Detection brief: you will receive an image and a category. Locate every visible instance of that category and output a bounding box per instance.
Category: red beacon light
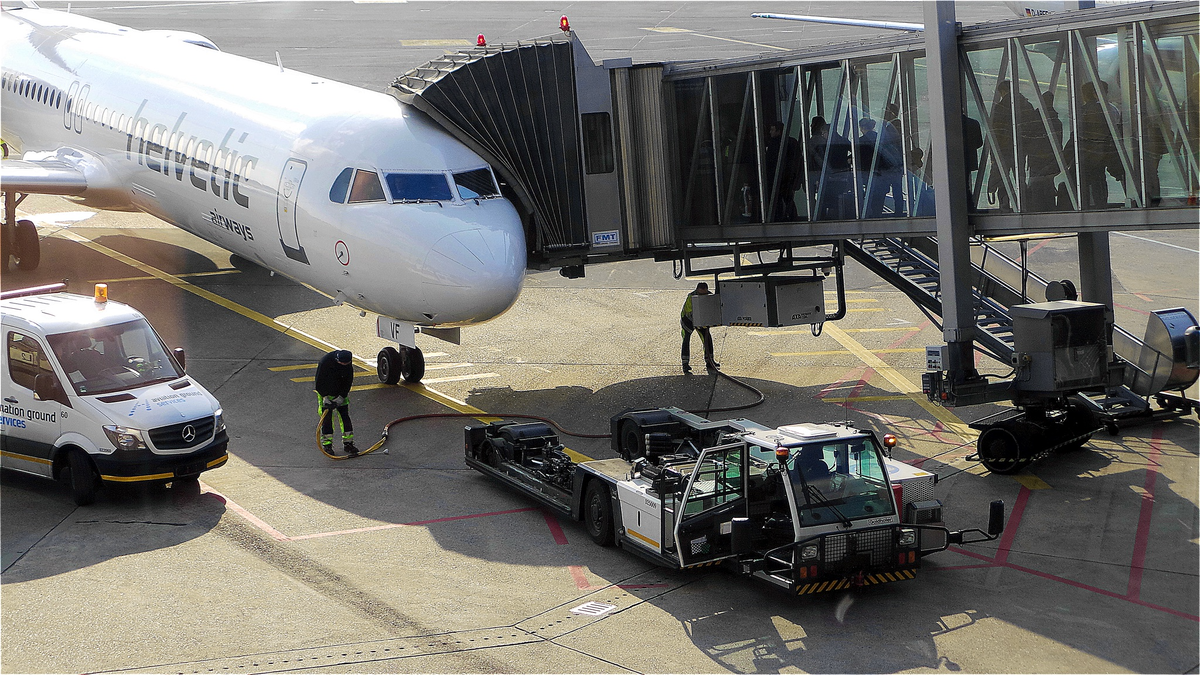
[477,34,487,47]
[560,15,570,33]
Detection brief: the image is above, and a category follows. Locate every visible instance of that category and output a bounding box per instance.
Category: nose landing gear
[377,345,425,384]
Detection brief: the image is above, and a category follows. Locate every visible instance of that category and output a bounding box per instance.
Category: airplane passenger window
[348,170,387,203]
[385,173,453,202]
[452,168,500,200]
[329,167,353,203]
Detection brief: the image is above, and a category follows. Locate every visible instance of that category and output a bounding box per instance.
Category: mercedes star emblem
[181,425,196,443]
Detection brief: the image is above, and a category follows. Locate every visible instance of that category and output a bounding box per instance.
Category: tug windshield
[47,319,183,395]
[785,437,895,525]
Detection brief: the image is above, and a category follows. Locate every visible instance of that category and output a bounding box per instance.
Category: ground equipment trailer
[465,408,1003,596]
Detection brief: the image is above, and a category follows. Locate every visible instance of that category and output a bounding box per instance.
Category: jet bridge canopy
[390,34,592,264]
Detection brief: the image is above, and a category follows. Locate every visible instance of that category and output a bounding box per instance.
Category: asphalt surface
[2,3,1198,674]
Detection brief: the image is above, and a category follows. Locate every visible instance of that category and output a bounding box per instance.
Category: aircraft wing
[0,157,88,195]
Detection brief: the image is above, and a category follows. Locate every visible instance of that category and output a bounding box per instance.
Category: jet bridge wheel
[377,347,402,385]
[977,423,1029,475]
[14,219,39,271]
[1061,397,1098,452]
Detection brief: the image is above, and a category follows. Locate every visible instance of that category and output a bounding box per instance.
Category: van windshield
[47,319,184,395]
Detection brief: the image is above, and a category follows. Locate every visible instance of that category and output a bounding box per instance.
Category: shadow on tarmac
[453,377,1198,674]
[0,470,225,579]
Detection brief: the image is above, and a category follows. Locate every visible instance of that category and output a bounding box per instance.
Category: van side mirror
[730,517,752,555]
[34,374,70,407]
[988,500,1005,537]
[173,347,186,372]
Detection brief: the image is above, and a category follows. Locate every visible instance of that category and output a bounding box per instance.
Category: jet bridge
[389,3,1199,433]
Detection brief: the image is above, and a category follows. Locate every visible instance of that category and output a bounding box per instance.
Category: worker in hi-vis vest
[680,282,718,374]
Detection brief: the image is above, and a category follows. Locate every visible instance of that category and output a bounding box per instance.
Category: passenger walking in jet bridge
[315,349,357,455]
[680,282,718,374]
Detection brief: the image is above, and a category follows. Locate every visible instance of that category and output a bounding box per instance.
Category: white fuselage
[1,7,526,327]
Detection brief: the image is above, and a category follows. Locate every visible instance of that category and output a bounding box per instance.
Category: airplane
[0,2,527,385]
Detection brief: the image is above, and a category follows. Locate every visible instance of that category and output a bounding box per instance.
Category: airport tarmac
[3,2,1199,674]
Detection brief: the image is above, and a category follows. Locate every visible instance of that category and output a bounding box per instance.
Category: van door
[674,441,748,567]
[276,158,309,264]
[1,331,65,477]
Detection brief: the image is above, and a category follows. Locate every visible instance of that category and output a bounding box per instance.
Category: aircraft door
[276,158,310,264]
[674,441,748,567]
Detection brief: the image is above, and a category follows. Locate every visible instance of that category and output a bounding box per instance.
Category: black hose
[318,368,768,458]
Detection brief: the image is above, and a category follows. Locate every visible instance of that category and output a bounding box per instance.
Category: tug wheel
[14,219,39,270]
[584,480,615,546]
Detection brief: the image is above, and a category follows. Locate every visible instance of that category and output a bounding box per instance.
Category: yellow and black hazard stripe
[727,322,765,328]
[796,569,916,595]
[681,559,728,569]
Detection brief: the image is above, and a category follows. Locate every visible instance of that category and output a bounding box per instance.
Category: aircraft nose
[422,225,526,323]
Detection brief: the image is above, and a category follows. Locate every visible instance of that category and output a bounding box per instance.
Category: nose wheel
[377,345,425,384]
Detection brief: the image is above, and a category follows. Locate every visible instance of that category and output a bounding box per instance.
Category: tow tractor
[466,407,1003,596]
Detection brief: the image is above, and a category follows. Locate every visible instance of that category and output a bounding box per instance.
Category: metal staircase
[845,237,1017,365]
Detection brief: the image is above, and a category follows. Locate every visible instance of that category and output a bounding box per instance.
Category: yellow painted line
[770,348,926,357]
[268,363,320,372]
[51,230,492,424]
[848,307,886,313]
[626,528,660,548]
[0,450,52,466]
[1013,474,1053,490]
[840,298,880,303]
[563,448,594,463]
[291,370,382,383]
[749,326,919,336]
[822,323,977,443]
[91,269,241,284]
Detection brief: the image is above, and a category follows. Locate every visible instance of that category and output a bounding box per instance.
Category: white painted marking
[570,601,617,617]
[1113,232,1199,254]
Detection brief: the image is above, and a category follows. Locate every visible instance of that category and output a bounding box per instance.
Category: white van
[1,284,227,505]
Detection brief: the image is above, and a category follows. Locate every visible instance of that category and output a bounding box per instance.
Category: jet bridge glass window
[386,172,453,203]
[349,169,387,203]
[452,168,500,200]
[581,112,614,174]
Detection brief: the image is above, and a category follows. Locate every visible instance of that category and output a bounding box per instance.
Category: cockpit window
[329,167,353,203]
[348,170,386,203]
[453,168,500,200]
[385,173,453,203]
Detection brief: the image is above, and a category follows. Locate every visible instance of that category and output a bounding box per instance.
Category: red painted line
[994,486,1031,566]
[929,563,999,572]
[290,507,541,541]
[542,509,569,545]
[1127,427,1164,601]
[1002,559,1199,622]
[1115,302,1152,316]
[948,546,998,563]
[816,368,865,399]
[569,565,598,590]
[200,482,290,541]
[1028,239,1051,255]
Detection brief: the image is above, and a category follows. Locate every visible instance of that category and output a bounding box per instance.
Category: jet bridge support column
[924,1,978,383]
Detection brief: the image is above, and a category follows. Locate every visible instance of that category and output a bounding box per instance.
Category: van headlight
[800,544,819,561]
[103,425,146,451]
[898,528,917,546]
[214,409,226,433]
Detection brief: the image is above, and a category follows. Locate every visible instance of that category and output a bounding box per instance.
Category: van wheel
[584,480,614,546]
[62,450,97,506]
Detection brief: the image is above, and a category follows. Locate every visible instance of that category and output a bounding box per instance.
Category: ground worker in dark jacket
[680,282,718,373]
[315,349,357,455]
